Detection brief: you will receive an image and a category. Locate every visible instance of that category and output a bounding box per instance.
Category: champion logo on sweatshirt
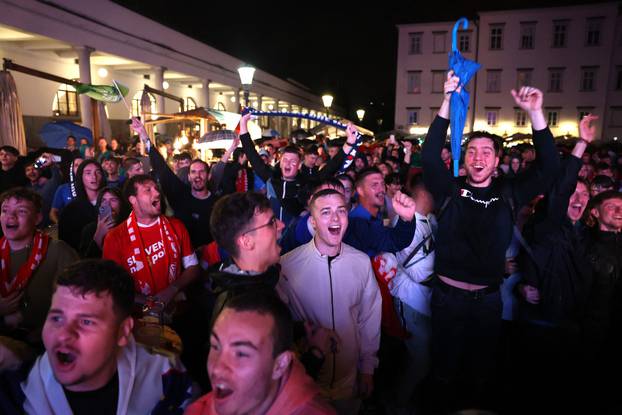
[460,188,499,208]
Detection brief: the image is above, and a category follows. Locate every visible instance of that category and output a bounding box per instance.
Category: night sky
[114,0,594,131]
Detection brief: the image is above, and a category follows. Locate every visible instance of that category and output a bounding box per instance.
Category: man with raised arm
[421,71,559,409]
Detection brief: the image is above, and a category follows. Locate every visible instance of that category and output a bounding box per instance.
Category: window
[432,70,445,93]
[433,31,447,53]
[486,70,502,93]
[516,68,533,89]
[552,20,568,48]
[610,107,622,127]
[430,107,440,120]
[586,17,604,46]
[546,109,559,127]
[616,67,622,90]
[459,31,471,52]
[520,22,536,49]
[486,108,499,126]
[132,91,156,118]
[578,107,594,121]
[53,84,79,117]
[580,67,598,91]
[409,32,422,54]
[407,107,420,124]
[407,71,421,93]
[186,97,197,110]
[490,24,504,50]
[548,68,564,92]
[515,109,527,127]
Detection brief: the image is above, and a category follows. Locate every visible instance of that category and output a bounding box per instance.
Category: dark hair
[123,157,141,171]
[280,145,301,158]
[74,159,104,201]
[591,190,622,209]
[0,146,19,157]
[55,259,135,319]
[595,162,613,172]
[210,192,271,258]
[174,152,192,162]
[385,172,402,186]
[123,174,158,201]
[591,175,615,189]
[355,167,383,188]
[96,186,130,223]
[301,177,345,207]
[233,148,246,162]
[465,131,503,153]
[304,145,318,156]
[101,154,120,164]
[336,173,354,188]
[222,291,293,357]
[309,188,345,210]
[0,187,42,213]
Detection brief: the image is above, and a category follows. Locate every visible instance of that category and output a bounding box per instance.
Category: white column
[75,46,94,134]
[202,79,211,108]
[153,66,165,115]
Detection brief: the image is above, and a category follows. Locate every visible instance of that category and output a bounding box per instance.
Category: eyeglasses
[242,216,278,235]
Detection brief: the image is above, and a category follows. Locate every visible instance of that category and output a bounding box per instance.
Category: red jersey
[103,216,197,295]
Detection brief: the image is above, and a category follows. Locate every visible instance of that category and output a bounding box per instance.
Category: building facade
[395,2,622,141]
[0,0,339,147]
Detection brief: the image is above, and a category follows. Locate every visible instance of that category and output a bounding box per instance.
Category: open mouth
[152,200,160,209]
[5,224,18,231]
[472,165,485,173]
[214,383,234,400]
[328,225,341,236]
[55,350,77,368]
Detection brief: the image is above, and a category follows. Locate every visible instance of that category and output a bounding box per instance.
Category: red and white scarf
[126,212,181,295]
[235,168,248,193]
[0,231,50,297]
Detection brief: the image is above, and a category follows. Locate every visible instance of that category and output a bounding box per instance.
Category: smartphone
[99,203,112,219]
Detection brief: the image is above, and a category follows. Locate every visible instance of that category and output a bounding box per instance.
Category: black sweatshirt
[240,133,345,223]
[149,145,216,248]
[422,115,559,286]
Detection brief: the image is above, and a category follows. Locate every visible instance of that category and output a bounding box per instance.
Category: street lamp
[356,109,365,122]
[237,63,255,107]
[322,94,333,117]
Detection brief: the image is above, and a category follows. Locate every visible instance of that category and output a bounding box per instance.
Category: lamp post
[356,109,365,122]
[322,94,333,118]
[237,63,255,108]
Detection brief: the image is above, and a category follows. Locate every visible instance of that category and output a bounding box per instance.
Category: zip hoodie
[184,359,335,415]
[278,240,381,401]
[21,336,193,415]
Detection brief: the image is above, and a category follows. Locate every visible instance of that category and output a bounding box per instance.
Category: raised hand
[239,112,252,135]
[510,86,543,114]
[345,123,358,146]
[131,117,148,140]
[392,190,416,222]
[579,114,599,143]
[444,70,461,101]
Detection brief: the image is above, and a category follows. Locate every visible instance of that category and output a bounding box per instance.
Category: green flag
[75,82,129,103]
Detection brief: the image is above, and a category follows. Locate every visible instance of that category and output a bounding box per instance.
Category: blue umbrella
[39,121,93,149]
[448,17,481,177]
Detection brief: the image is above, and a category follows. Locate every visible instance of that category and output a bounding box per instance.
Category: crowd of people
[0,72,621,415]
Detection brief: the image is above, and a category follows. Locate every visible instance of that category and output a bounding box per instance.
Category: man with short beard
[239,112,351,226]
[278,189,381,413]
[132,118,217,248]
[103,175,199,307]
[421,72,559,409]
